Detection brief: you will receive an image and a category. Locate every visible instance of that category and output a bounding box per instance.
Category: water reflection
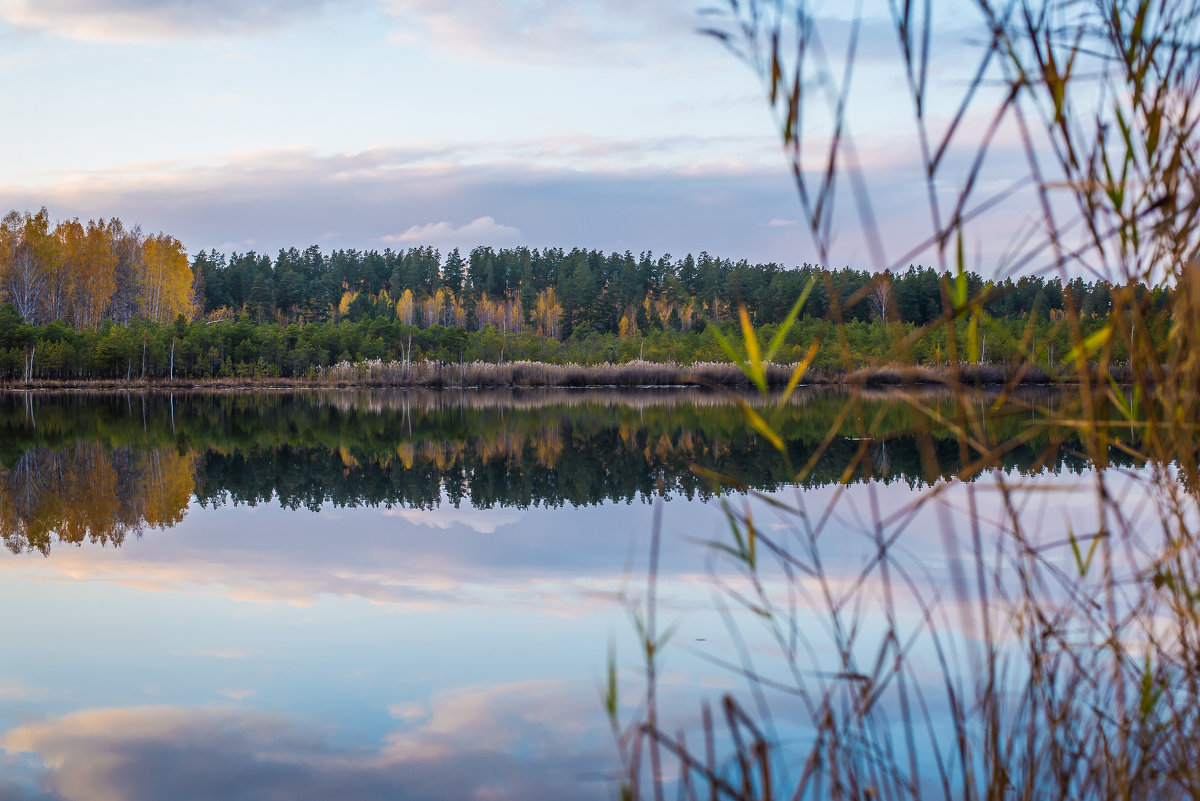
[0,389,1165,801]
[0,389,1133,554]
[0,445,191,554]
[3,684,612,801]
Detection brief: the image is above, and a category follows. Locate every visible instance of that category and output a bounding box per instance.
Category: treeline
[0,208,195,328]
[0,207,1141,340]
[194,242,1124,337]
[0,304,1122,381]
[0,208,1151,381]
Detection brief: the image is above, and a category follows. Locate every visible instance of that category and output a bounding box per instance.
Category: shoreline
[0,358,1115,392]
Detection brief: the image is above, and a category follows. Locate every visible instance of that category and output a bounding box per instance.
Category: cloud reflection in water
[5,681,612,801]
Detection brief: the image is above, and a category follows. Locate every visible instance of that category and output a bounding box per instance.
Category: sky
[0,0,1040,271]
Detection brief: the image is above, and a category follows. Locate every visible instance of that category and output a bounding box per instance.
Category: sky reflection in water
[0,391,1129,800]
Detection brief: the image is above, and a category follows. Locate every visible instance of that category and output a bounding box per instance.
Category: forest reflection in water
[0,387,1133,555]
[0,387,1175,801]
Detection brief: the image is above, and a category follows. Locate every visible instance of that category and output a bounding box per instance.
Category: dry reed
[608,2,1200,800]
[313,358,1071,389]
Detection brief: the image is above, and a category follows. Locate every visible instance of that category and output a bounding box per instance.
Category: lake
[0,388,1176,800]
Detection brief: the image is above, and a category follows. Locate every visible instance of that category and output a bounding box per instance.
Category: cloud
[0,493,656,607]
[3,688,613,801]
[0,142,810,267]
[0,0,705,59]
[0,679,50,702]
[381,505,525,534]
[380,0,700,66]
[0,106,1048,274]
[381,680,603,762]
[170,649,247,659]
[0,0,347,41]
[381,216,522,252]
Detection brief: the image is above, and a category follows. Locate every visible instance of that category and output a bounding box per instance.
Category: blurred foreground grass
[611,2,1200,799]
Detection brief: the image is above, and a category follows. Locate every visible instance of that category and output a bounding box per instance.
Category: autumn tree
[39,217,73,323]
[396,288,415,325]
[73,220,118,328]
[139,233,194,322]
[422,288,446,327]
[106,219,142,324]
[0,210,50,322]
[531,287,563,339]
[617,306,639,339]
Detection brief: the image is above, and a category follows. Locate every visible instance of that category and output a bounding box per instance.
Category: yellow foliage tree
[618,308,638,339]
[139,233,194,322]
[1,209,56,322]
[423,288,446,327]
[532,287,563,339]
[74,220,117,328]
[396,288,415,324]
[43,218,78,323]
[679,300,696,332]
[448,291,466,327]
[475,293,497,329]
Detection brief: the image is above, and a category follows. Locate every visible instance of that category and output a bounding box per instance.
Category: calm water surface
[0,389,1127,800]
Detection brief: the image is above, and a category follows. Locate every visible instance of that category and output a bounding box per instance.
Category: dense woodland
[191,241,1120,333]
[0,208,1148,381]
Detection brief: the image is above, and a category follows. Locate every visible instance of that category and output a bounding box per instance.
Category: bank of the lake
[0,356,1120,391]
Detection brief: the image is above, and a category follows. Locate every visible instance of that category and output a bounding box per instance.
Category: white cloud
[381,680,600,760]
[0,143,813,265]
[0,678,50,702]
[213,240,256,254]
[380,0,699,66]
[381,504,524,534]
[381,216,522,251]
[2,694,612,800]
[0,0,347,42]
[170,649,247,659]
[1,129,1049,272]
[0,0,701,57]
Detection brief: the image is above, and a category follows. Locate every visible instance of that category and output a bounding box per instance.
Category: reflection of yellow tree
[534,424,562,469]
[420,440,464,470]
[374,423,704,476]
[136,450,194,529]
[58,445,120,544]
[396,442,415,470]
[0,445,195,555]
[475,432,523,463]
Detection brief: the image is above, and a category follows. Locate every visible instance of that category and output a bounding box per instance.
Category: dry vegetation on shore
[0,357,1119,390]
[599,0,1200,799]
